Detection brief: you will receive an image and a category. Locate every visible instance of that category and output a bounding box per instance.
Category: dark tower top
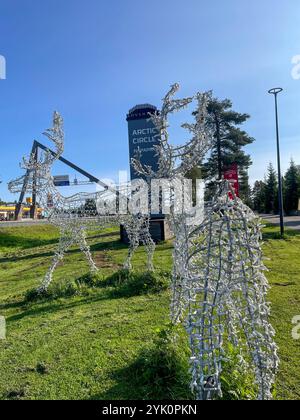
[126,104,159,121]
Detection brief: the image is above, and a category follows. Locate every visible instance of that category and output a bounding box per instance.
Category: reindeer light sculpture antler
[132,83,212,179]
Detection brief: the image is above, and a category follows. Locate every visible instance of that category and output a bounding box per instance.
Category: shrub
[24,288,45,302]
[105,269,170,297]
[76,272,103,288]
[24,279,80,302]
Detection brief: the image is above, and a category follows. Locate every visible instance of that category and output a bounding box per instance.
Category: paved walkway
[260,214,300,231]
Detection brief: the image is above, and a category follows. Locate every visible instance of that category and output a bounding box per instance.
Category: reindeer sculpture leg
[226,291,278,400]
[122,215,156,271]
[123,231,140,271]
[186,184,279,400]
[140,218,155,272]
[37,232,75,293]
[121,215,141,271]
[169,212,195,324]
[224,208,279,400]
[77,229,98,274]
[189,299,225,400]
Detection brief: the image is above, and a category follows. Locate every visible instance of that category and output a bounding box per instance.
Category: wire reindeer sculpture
[8,112,155,293]
[132,83,279,400]
[8,85,279,400]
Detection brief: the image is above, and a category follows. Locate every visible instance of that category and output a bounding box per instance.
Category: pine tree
[264,163,278,214]
[284,159,300,214]
[202,97,254,199]
[252,180,266,213]
[239,168,252,207]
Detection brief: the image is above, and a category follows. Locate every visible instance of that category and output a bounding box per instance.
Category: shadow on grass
[91,328,258,401]
[6,292,110,323]
[88,230,120,240]
[90,240,127,253]
[262,225,300,241]
[0,251,55,264]
[0,232,59,250]
[5,269,170,323]
[0,238,127,264]
[0,299,25,311]
[91,326,192,400]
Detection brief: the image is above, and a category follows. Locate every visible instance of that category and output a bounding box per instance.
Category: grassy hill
[0,224,299,400]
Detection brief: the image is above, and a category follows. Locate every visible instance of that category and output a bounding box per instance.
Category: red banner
[224,163,239,198]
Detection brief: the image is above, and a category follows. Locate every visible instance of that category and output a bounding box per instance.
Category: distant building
[0,204,43,221]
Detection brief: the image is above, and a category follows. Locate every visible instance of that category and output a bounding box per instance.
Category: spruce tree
[252,180,266,213]
[284,159,300,214]
[239,168,252,206]
[202,97,254,199]
[264,163,278,214]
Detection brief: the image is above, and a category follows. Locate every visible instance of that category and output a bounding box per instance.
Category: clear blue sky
[0,0,299,201]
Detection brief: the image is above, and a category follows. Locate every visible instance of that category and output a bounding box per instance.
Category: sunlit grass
[0,223,299,400]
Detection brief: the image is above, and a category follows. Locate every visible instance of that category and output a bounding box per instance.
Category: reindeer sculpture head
[131,83,213,180]
[8,111,64,195]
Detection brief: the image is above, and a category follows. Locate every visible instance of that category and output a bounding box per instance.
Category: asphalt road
[260,214,300,231]
[0,219,49,228]
[1,215,300,231]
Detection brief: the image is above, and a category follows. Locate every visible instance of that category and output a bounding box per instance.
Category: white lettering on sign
[133,147,155,154]
[132,128,156,136]
[133,136,157,145]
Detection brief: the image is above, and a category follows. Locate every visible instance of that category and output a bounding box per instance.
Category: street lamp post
[268,87,284,237]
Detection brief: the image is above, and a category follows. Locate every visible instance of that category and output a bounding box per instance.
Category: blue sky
[0,0,299,201]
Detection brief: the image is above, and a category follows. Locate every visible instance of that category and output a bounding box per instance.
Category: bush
[76,272,103,288]
[105,269,170,297]
[24,269,170,303]
[24,288,45,302]
[24,279,80,302]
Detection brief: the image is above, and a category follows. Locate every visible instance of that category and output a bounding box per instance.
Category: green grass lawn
[0,223,299,400]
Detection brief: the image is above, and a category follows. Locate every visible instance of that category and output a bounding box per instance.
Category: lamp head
[268,87,283,95]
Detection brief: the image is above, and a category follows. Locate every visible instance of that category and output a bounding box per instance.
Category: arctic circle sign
[127,104,160,180]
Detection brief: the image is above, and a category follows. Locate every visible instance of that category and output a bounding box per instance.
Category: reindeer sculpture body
[9,112,155,293]
[132,84,279,400]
